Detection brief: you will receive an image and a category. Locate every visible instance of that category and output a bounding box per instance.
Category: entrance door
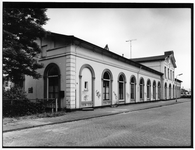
[48,76,59,99]
[102,71,112,105]
[140,78,144,101]
[80,67,93,108]
[130,76,136,102]
[44,63,60,109]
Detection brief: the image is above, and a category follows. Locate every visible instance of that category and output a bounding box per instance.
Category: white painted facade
[132,51,181,101]
[24,32,182,110]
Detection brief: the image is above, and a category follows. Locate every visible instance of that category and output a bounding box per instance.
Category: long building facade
[25,32,182,110]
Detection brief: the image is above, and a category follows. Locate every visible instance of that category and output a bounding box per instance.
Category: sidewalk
[3,98,190,133]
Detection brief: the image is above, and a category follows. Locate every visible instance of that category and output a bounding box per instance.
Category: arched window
[153,81,156,100]
[165,83,167,99]
[103,72,111,101]
[118,74,126,101]
[130,76,136,101]
[147,79,151,100]
[158,82,161,99]
[169,84,172,99]
[140,78,144,101]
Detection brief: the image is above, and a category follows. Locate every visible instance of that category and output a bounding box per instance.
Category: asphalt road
[3,100,192,147]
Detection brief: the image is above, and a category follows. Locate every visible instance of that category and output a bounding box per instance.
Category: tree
[3,8,49,86]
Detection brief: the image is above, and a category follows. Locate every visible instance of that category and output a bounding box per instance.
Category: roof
[131,55,166,63]
[131,51,177,68]
[46,32,164,76]
[175,78,182,83]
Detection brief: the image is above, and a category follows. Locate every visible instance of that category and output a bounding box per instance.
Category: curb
[3,100,186,133]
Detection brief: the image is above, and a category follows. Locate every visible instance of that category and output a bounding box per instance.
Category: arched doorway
[140,78,144,102]
[153,81,156,100]
[118,73,126,103]
[130,76,136,102]
[79,64,95,108]
[102,69,113,106]
[165,83,167,99]
[158,82,161,100]
[44,63,61,109]
[147,79,151,100]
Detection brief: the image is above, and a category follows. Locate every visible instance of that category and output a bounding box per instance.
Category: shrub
[3,87,57,117]
[3,86,27,100]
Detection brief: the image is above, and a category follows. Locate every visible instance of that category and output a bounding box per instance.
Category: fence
[3,98,58,117]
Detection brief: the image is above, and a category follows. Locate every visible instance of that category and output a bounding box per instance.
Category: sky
[43,8,191,90]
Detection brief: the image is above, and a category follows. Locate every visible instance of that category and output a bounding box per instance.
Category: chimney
[104,44,109,51]
[165,51,174,56]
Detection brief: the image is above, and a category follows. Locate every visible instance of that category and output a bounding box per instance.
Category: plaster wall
[73,45,162,108]
[25,56,67,108]
[139,61,162,72]
[25,35,183,110]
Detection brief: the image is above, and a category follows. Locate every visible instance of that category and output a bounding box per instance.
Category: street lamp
[175,73,183,102]
[126,39,137,59]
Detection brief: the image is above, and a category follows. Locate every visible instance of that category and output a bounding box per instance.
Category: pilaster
[66,54,76,109]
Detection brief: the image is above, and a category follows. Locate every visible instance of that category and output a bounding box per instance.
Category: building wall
[25,56,67,107]
[72,44,162,109]
[138,61,162,72]
[25,34,182,110]
[162,57,175,99]
[140,57,176,100]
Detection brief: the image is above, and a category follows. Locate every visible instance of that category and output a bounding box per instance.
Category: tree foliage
[3,8,49,85]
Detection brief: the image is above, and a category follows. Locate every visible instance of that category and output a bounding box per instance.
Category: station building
[25,32,182,110]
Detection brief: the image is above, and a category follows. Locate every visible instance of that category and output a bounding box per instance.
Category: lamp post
[126,39,137,59]
[175,73,183,102]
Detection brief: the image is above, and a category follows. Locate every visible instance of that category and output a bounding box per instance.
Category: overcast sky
[43,8,191,90]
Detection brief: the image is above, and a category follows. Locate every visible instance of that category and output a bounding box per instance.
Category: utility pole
[126,39,137,59]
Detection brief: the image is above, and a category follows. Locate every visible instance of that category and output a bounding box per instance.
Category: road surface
[3,100,191,147]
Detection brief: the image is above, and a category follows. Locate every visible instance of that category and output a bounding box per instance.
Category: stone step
[82,107,94,111]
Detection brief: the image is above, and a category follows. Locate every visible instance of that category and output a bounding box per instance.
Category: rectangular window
[147,86,150,99]
[28,87,33,93]
[131,84,134,99]
[168,68,169,79]
[164,67,166,78]
[140,85,143,99]
[84,81,88,91]
[158,87,161,99]
[119,82,124,99]
[153,86,156,99]
[173,71,174,80]
[103,81,109,100]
